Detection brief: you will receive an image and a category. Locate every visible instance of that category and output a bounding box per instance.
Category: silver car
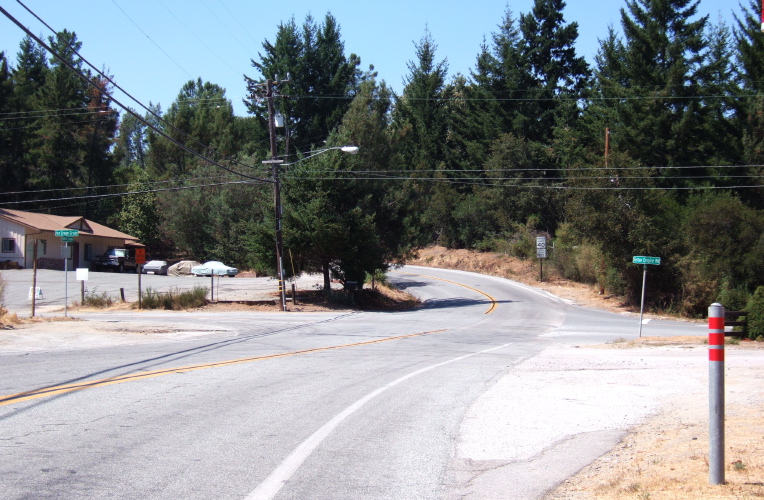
[142,260,169,275]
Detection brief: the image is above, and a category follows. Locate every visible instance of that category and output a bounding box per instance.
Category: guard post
[708,302,725,485]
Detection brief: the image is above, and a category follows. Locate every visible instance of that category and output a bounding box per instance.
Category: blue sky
[0,0,748,117]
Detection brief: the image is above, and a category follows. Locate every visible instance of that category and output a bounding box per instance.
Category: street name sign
[633,256,660,265]
[61,236,74,243]
[55,229,79,237]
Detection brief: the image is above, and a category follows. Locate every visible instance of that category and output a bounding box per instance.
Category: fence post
[708,302,725,485]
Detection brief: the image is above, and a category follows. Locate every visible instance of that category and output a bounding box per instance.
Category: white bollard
[708,302,725,485]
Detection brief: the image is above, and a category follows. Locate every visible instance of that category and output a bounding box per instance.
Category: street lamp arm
[281,146,360,166]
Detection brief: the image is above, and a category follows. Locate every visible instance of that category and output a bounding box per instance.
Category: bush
[140,286,208,310]
[82,288,116,308]
[745,286,764,340]
[716,286,749,313]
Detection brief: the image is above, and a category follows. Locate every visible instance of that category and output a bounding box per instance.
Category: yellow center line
[393,271,498,314]
[0,329,447,407]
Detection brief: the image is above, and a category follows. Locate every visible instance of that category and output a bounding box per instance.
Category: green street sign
[633,255,661,265]
[61,236,74,243]
[55,229,79,237]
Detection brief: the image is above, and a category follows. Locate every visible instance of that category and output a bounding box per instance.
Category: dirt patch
[545,393,764,500]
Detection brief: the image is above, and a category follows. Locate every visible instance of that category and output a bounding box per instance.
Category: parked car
[167,260,200,276]
[94,248,137,273]
[141,260,169,275]
[191,261,238,277]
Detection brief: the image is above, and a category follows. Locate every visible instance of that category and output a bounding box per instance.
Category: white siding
[0,218,25,267]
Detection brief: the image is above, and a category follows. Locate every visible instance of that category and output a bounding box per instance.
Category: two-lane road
[0,266,702,499]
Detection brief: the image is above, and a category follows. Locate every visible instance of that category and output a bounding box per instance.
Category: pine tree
[246,13,365,155]
[31,29,91,191]
[597,0,709,175]
[517,0,590,142]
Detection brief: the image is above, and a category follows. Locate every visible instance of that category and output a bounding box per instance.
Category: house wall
[0,218,27,268]
[0,218,131,270]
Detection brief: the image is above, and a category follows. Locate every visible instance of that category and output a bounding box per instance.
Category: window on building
[84,243,93,261]
[2,238,15,253]
[40,239,47,255]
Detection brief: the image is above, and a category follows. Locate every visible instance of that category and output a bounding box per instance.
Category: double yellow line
[0,329,447,407]
[394,271,498,314]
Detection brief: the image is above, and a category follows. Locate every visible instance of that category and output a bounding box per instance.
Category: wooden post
[31,239,38,317]
[138,264,142,309]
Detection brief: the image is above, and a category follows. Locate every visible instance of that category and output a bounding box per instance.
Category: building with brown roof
[0,209,141,270]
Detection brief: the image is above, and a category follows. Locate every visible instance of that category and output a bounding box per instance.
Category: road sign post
[536,236,547,282]
[633,256,661,337]
[55,230,79,316]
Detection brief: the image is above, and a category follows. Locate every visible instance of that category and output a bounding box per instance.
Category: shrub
[745,286,764,340]
[82,287,116,308]
[140,287,208,310]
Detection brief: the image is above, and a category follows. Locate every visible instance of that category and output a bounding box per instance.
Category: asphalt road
[0,266,704,499]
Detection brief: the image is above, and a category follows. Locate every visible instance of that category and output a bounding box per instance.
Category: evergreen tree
[246,13,366,155]
[394,28,448,172]
[146,78,235,178]
[30,29,91,191]
[517,0,590,142]
[472,8,531,135]
[597,0,709,176]
[735,0,764,205]
[5,36,49,194]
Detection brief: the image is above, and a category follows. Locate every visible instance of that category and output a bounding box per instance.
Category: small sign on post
[633,255,661,337]
[536,236,547,281]
[76,268,88,304]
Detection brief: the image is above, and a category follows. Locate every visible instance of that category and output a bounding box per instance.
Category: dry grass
[547,402,764,500]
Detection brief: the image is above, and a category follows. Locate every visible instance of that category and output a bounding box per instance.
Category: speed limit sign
[536,236,547,258]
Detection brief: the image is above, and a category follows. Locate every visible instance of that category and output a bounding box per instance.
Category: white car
[191,261,239,277]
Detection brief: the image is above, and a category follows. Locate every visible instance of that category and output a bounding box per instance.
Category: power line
[0,4,273,185]
[14,0,257,173]
[0,179,259,206]
[108,0,193,79]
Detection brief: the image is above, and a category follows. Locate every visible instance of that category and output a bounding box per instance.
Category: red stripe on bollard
[709,349,725,362]
[709,332,725,346]
[709,316,724,331]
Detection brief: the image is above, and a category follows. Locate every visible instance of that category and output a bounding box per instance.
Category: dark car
[94,248,137,273]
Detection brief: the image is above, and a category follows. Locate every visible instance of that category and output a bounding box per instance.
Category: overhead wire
[0,4,272,186]
[108,0,192,79]
[13,0,260,174]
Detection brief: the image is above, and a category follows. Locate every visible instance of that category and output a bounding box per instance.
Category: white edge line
[244,342,514,500]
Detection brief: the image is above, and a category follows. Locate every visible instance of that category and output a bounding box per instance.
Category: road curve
[0,266,701,499]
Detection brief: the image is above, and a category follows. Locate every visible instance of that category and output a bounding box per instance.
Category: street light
[264,144,359,311]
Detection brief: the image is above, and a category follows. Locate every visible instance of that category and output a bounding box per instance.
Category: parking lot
[0,269,305,315]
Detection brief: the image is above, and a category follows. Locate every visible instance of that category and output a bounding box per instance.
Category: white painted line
[244,342,515,500]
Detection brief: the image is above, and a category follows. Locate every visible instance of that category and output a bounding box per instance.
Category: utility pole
[247,76,290,311]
